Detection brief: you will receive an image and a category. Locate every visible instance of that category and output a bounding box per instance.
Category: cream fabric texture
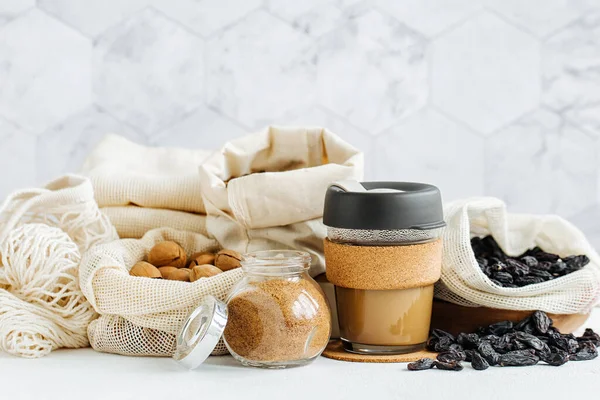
[199,126,363,275]
[436,197,600,314]
[81,228,243,356]
[0,176,117,358]
[81,134,211,214]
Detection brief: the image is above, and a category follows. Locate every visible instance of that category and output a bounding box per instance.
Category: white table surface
[2,311,599,400]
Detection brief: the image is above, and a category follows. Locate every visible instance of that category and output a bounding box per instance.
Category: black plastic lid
[323,181,445,231]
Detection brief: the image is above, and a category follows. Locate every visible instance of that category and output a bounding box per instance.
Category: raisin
[505,259,529,277]
[407,358,435,371]
[570,343,598,361]
[548,331,579,354]
[520,256,538,268]
[477,342,499,366]
[486,321,513,336]
[499,351,539,367]
[540,348,569,366]
[427,336,454,352]
[528,269,554,279]
[433,360,463,371]
[515,276,545,286]
[437,351,466,363]
[531,310,552,334]
[492,271,514,284]
[470,351,490,371]
[562,255,590,271]
[457,333,481,349]
[578,328,600,346]
[515,332,546,351]
[431,329,455,342]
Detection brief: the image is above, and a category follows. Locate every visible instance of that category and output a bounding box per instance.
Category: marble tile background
[1,0,600,247]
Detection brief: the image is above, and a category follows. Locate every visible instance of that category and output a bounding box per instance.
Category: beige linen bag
[200,126,363,276]
[437,197,600,314]
[80,228,243,356]
[81,134,212,238]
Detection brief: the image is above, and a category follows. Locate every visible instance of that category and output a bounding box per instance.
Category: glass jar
[222,250,331,368]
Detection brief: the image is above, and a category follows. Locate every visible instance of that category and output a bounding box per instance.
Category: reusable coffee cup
[323,181,445,354]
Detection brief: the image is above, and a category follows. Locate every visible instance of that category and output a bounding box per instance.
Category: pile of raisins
[472,236,589,287]
[408,311,599,372]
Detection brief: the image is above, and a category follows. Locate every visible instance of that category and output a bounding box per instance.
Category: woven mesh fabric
[80,228,244,356]
[436,197,600,313]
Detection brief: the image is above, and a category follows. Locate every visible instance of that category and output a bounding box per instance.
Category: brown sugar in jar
[223,251,331,368]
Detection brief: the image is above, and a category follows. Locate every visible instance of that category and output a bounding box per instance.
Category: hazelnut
[188,252,216,268]
[129,261,161,278]
[214,249,242,271]
[190,265,223,282]
[166,268,190,282]
[148,241,187,268]
[158,266,178,279]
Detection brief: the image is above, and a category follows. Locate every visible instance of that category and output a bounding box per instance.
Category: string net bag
[80,227,243,357]
[436,197,600,313]
[0,224,96,358]
[0,175,118,253]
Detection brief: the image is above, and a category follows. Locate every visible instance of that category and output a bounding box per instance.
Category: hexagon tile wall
[1,1,600,247]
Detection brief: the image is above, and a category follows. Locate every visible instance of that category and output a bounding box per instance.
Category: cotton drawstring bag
[199,126,363,276]
[436,197,600,314]
[80,228,243,356]
[81,134,211,214]
[0,175,117,357]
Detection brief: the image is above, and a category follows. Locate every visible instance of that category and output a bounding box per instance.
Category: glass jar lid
[173,295,228,369]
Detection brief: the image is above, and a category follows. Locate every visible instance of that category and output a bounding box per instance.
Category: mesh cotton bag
[200,126,363,276]
[80,228,243,357]
[0,175,117,358]
[436,197,600,314]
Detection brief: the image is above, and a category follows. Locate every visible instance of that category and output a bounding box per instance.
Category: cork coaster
[324,238,442,290]
[321,340,436,363]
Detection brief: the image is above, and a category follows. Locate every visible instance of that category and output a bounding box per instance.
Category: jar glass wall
[223,250,331,368]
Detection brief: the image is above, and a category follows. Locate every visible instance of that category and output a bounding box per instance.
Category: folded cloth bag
[81,134,211,214]
[436,197,600,314]
[80,228,243,357]
[200,126,363,275]
[101,206,209,239]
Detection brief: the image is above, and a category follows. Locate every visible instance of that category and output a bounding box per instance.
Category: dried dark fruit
[515,332,546,351]
[471,236,588,286]
[433,360,463,371]
[470,351,490,371]
[437,351,466,363]
[457,333,481,349]
[420,309,598,373]
[407,358,435,371]
[531,310,552,334]
[539,348,569,366]
[548,331,579,354]
[570,342,598,361]
[477,342,500,366]
[486,321,513,336]
[492,271,514,284]
[427,335,454,352]
[578,328,600,346]
[431,329,455,342]
[515,276,545,286]
[562,255,590,271]
[520,256,538,268]
[505,259,529,277]
[498,351,539,367]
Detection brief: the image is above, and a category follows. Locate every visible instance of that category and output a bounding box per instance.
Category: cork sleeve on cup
[324,238,442,290]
